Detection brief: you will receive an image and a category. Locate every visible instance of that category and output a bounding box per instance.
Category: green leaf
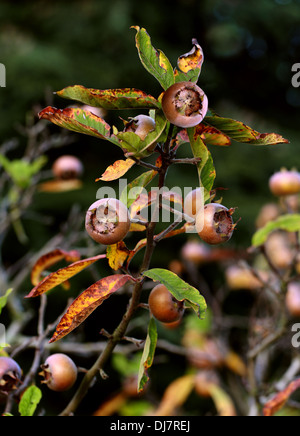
[112,352,142,378]
[0,155,47,189]
[204,115,289,145]
[120,170,158,208]
[138,317,158,393]
[18,386,42,417]
[187,128,216,201]
[0,288,13,316]
[252,214,300,247]
[132,26,175,90]
[143,268,207,318]
[39,106,121,148]
[57,86,160,110]
[115,110,167,158]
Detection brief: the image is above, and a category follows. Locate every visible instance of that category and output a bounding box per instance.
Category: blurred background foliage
[0,0,300,416]
[1,0,299,250]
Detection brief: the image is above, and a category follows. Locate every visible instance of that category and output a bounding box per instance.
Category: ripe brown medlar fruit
[197,203,235,245]
[286,282,300,317]
[124,115,156,141]
[184,188,204,222]
[85,198,131,246]
[264,231,294,270]
[181,240,211,265]
[52,155,84,180]
[0,357,22,397]
[162,82,208,128]
[269,169,300,197]
[148,284,184,324]
[40,353,78,392]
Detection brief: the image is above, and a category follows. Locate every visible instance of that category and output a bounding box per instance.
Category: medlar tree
[21,26,289,415]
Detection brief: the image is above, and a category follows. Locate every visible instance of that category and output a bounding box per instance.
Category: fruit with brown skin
[148,284,184,324]
[40,354,78,392]
[264,231,294,270]
[52,155,84,180]
[286,282,300,317]
[269,169,300,197]
[0,357,22,397]
[162,82,208,128]
[85,198,131,246]
[184,188,204,222]
[197,203,235,245]
[181,241,211,265]
[124,115,156,141]
[225,265,268,291]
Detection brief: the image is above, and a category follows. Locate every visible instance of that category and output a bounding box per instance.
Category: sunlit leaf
[210,385,237,416]
[31,249,81,286]
[18,386,42,417]
[57,85,160,110]
[175,39,204,83]
[97,158,136,182]
[252,214,300,247]
[263,378,300,417]
[39,106,121,147]
[26,254,107,298]
[204,115,289,145]
[132,26,175,90]
[106,242,130,271]
[154,374,195,416]
[188,127,216,200]
[0,155,47,189]
[143,268,207,318]
[49,274,133,343]
[138,317,157,392]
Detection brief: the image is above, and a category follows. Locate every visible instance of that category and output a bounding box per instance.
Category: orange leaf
[106,242,130,271]
[154,375,195,416]
[96,158,136,182]
[49,274,133,343]
[31,249,81,286]
[38,179,83,193]
[263,378,300,417]
[26,254,107,298]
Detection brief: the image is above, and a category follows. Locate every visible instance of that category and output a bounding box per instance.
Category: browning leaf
[263,378,300,417]
[31,249,81,286]
[154,374,195,416]
[106,242,130,271]
[49,275,133,343]
[26,254,107,298]
[38,179,83,193]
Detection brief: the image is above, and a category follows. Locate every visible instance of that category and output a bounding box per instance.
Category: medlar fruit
[0,357,22,396]
[148,284,184,324]
[197,203,235,245]
[52,155,84,180]
[269,169,300,197]
[162,82,208,128]
[124,115,156,141]
[40,353,78,392]
[85,198,131,246]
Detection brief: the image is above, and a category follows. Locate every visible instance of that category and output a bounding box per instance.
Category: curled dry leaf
[177,39,204,74]
[31,249,81,286]
[49,274,133,343]
[263,378,300,417]
[106,242,130,271]
[26,254,107,298]
[97,158,136,182]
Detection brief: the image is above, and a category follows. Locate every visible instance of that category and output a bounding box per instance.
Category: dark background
[0,0,300,415]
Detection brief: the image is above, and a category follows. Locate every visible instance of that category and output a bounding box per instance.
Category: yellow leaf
[97,158,135,182]
[154,375,195,416]
[106,242,130,271]
[177,39,204,74]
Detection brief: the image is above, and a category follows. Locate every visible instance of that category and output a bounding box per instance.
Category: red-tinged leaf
[49,275,133,343]
[106,242,130,271]
[56,85,160,110]
[38,179,83,193]
[38,107,121,147]
[31,249,81,286]
[97,159,136,182]
[26,254,107,298]
[204,115,289,145]
[263,379,300,417]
